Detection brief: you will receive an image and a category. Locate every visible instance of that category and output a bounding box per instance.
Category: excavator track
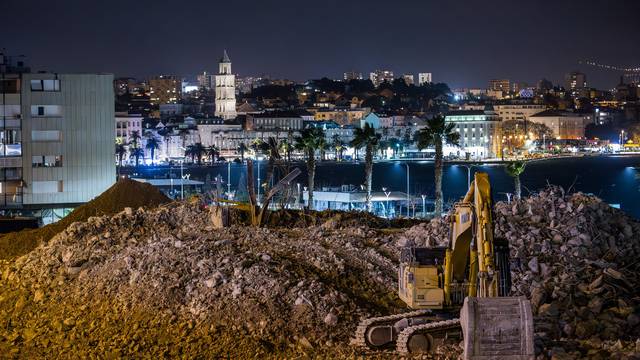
[352,309,431,349]
[395,318,461,354]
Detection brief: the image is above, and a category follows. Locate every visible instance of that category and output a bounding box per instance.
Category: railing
[0,193,23,208]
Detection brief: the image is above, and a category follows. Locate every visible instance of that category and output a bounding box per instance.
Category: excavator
[353,172,534,358]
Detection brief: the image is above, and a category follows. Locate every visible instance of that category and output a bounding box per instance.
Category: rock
[538,303,559,317]
[63,318,76,328]
[588,297,604,314]
[33,289,45,303]
[528,257,540,273]
[124,207,133,216]
[323,312,338,326]
[261,254,271,261]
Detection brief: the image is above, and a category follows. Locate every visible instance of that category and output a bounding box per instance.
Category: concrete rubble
[0,186,638,358]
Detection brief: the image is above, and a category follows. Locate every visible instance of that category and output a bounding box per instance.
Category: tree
[294,127,325,210]
[145,136,160,165]
[259,137,281,196]
[331,134,345,161]
[129,130,141,149]
[115,143,127,170]
[207,145,220,164]
[415,115,460,216]
[501,120,553,154]
[185,143,206,164]
[351,123,381,212]
[130,147,144,167]
[237,142,248,162]
[505,161,526,200]
[280,139,293,163]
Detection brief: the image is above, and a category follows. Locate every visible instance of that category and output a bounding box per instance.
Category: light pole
[296,183,301,209]
[382,187,391,218]
[421,194,426,218]
[256,159,261,204]
[180,160,184,200]
[461,165,473,189]
[227,161,231,197]
[404,163,410,217]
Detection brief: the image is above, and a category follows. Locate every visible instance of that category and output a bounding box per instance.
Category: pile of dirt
[0,179,170,260]
[403,186,640,358]
[0,200,407,358]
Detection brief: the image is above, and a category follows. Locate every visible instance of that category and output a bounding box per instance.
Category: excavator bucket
[460,296,534,360]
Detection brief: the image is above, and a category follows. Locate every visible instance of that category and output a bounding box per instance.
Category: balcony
[0,193,23,208]
[0,156,22,168]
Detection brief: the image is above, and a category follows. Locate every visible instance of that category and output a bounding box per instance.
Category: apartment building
[0,53,114,211]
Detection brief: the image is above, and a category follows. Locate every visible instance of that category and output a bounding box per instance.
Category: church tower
[215,50,237,119]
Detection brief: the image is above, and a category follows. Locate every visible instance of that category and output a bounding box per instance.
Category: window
[32,155,62,167]
[0,79,20,93]
[30,79,60,92]
[31,130,61,142]
[30,105,62,117]
[32,180,63,193]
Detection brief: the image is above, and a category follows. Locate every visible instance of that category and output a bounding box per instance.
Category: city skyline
[2,0,639,89]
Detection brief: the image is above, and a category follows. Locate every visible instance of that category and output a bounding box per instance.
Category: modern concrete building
[445,108,502,159]
[215,50,237,119]
[0,53,115,211]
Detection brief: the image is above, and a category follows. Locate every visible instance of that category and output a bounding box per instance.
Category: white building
[215,50,237,120]
[115,112,143,146]
[528,110,590,140]
[402,74,414,85]
[1,53,115,210]
[493,104,546,122]
[445,108,502,159]
[418,73,432,85]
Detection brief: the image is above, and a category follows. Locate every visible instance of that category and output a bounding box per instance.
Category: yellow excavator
[353,172,534,358]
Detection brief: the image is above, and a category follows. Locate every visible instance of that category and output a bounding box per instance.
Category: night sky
[2,0,639,88]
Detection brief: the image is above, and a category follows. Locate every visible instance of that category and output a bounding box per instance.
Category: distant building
[149,75,181,105]
[445,107,501,159]
[529,109,590,139]
[214,50,237,120]
[115,112,143,146]
[246,111,303,131]
[369,70,394,87]
[343,71,363,81]
[565,71,587,93]
[361,113,382,129]
[402,74,414,85]
[488,79,510,93]
[313,107,368,126]
[493,104,546,122]
[197,71,214,90]
[418,73,432,85]
[0,52,115,210]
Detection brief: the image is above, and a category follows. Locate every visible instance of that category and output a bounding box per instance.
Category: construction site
[0,177,638,359]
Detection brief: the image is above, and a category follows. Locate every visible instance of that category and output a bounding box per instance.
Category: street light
[404,163,410,217]
[421,194,426,218]
[382,187,391,218]
[460,164,473,188]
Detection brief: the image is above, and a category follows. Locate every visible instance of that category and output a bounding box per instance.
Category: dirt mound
[0,201,405,358]
[403,186,640,358]
[0,179,170,260]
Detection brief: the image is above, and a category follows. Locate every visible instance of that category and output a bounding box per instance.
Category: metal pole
[421,194,426,218]
[227,161,231,196]
[256,159,261,203]
[405,163,410,217]
[180,161,184,200]
[467,166,471,189]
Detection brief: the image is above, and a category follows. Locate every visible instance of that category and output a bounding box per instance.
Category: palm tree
[280,139,293,163]
[185,142,206,164]
[145,136,160,165]
[294,127,325,210]
[207,145,220,164]
[237,142,248,162]
[351,123,381,212]
[129,130,141,149]
[505,160,526,200]
[259,137,281,196]
[115,143,127,172]
[331,134,345,161]
[130,147,144,167]
[415,115,460,216]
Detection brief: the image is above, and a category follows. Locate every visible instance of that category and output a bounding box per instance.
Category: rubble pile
[0,179,170,260]
[0,200,405,358]
[405,186,640,358]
